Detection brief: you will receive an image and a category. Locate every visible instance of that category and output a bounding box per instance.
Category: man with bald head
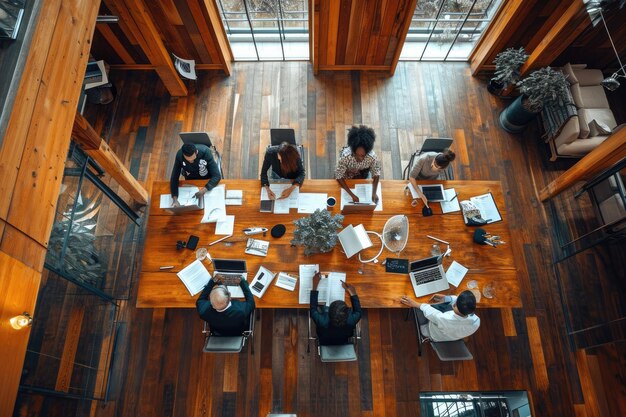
[196,276,255,336]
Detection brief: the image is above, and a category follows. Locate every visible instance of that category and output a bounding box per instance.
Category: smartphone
[260,200,274,213]
[187,235,199,250]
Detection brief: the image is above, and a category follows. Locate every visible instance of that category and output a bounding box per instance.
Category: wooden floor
[14,62,626,417]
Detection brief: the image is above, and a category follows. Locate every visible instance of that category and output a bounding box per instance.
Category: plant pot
[487,80,504,96]
[499,95,538,133]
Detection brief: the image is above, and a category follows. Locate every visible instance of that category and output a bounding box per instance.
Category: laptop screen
[213,259,246,272]
[421,185,444,200]
[410,255,440,271]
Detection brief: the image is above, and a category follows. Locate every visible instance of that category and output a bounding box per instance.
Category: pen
[159,266,174,270]
[209,234,232,246]
[449,193,459,202]
[426,235,450,245]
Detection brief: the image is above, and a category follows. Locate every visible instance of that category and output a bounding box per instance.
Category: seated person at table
[196,275,255,336]
[409,148,455,181]
[260,142,305,199]
[335,125,381,203]
[400,291,480,342]
[310,271,361,345]
[170,143,221,206]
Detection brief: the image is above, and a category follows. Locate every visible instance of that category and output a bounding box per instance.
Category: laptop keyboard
[214,273,243,286]
[413,268,442,285]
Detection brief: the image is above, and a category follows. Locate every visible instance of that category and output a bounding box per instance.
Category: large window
[217,0,309,61]
[401,0,504,61]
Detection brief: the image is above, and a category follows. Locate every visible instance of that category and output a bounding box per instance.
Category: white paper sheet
[225,190,243,205]
[275,272,298,291]
[215,215,235,235]
[441,188,461,213]
[446,261,468,287]
[471,193,502,223]
[406,182,420,199]
[326,272,346,304]
[177,260,211,296]
[160,186,199,208]
[260,184,300,212]
[340,183,383,211]
[297,193,327,213]
[201,185,226,223]
[298,264,319,304]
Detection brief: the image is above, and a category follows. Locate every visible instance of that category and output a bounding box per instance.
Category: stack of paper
[215,215,234,235]
[177,260,211,296]
[260,184,299,213]
[201,185,226,223]
[225,190,243,205]
[340,183,383,211]
[298,264,319,304]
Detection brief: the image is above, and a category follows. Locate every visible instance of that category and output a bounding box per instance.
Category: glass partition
[420,391,532,417]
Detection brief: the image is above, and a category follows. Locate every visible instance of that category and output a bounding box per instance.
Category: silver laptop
[164,199,203,214]
[418,184,446,202]
[212,259,248,298]
[341,202,377,214]
[409,255,449,297]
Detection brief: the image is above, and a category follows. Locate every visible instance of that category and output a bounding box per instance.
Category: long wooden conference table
[138,179,521,309]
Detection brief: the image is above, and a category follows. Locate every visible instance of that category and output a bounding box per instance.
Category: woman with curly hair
[335,125,381,203]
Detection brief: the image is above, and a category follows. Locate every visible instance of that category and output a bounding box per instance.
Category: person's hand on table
[171,197,181,207]
[312,271,322,289]
[372,192,379,204]
[213,275,224,284]
[279,185,296,199]
[194,188,207,199]
[265,186,276,200]
[429,293,447,304]
[349,192,360,203]
[341,280,357,296]
[400,295,421,308]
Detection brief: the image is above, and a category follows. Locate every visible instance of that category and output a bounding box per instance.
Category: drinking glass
[196,247,211,264]
[466,280,478,290]
[482,282,495,299]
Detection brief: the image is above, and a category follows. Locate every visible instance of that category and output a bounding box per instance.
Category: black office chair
[179,132,225,178]
[403,137,454,181]
[307,311,360,362]
[407,307,473,361]
[201,310,255,354]
[270,128,297,146]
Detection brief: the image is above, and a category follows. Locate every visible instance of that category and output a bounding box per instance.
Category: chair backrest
[308,312,360,362]
[202,310,255,354]
[430,339,473,361]
[179,132,224,178]
[172,54,197,80]
[270,128,297,146]
[420,137,453,153]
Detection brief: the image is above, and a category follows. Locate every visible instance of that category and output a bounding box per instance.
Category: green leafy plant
[492,47,528,87]
[516,67,570,113]
[291,209,344,256]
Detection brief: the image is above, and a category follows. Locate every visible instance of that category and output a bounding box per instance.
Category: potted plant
[489,47,528,95]
[499,67,570,133]
[291,209,344,256]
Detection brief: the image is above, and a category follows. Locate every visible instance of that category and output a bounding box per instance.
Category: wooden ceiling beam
[104,0,187,96]
[96,23,136,64]
[72,112,148,205]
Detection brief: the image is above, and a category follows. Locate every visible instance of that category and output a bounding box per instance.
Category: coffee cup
[327,196,336,208]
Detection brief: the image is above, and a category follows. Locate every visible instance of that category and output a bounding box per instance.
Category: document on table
[297,193,327,213]
[177,260,211,296]
[275,272,298,291]
[316,272,346,305]
[225,190,243,205]
[441,188,461,213]
[215,215,235,235]
[470,192,502,223]
[340,183,383,211]
[260,184,300,213]
[201,185,226,223]
[446,261,468,287]
[406,182,420,199]
[298,264,319,304]
[160,186,199,208]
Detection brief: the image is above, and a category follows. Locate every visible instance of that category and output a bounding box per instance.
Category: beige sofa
[548,63,618,160]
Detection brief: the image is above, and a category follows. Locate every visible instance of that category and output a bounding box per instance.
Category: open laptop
[164,199,203,214]
[408,255,449,297]
[212,259,248,298]
[418,184,446,202]
[341,202,377,214]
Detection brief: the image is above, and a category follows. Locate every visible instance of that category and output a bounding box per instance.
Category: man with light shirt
[400,290,480,342]
[196,276,255,336]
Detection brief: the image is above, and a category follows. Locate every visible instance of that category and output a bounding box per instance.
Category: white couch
[548,63,619,160]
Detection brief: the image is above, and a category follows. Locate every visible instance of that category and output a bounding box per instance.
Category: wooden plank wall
[0,0,101,414]
[94,0,232,73]
[311,0,417,74]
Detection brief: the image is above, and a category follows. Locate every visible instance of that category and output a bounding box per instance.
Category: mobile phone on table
[187,235,199,250]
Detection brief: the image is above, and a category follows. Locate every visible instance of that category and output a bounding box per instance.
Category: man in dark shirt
[310,271,361,345]
[170,143,221,205]
[196,276,255,336]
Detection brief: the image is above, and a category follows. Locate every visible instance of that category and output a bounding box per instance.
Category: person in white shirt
[400,291,480,342]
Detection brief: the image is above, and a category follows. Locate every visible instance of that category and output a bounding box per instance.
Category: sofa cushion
[571,84,611,109]
[581,108,617,131]
[589,119,612,136]
[561,63,579,85]
[572,68,605,86]
[578,110,591,138]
